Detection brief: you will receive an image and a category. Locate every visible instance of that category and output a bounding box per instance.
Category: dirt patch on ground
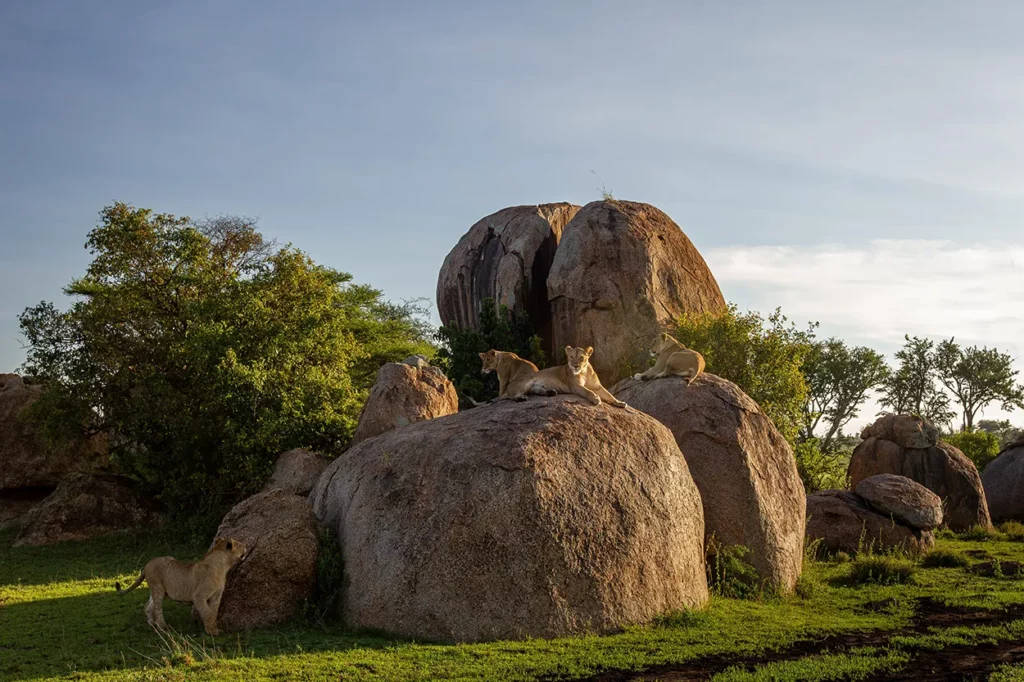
[570,599,1024,682]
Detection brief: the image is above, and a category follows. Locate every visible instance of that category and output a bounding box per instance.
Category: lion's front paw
[590,397,602,406]
[632,373,643,380]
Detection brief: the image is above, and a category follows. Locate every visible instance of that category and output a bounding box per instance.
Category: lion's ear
[585,346,594,356]
[661,332,670,340]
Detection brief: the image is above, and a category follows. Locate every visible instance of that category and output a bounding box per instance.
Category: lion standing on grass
[115,537,246,636]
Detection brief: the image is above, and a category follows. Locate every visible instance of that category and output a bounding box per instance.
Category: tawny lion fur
[633,333,705,384]
[479,346,626,407]
[115,537,246,636]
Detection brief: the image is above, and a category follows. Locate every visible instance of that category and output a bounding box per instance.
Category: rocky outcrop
[14,473,161,546]
[0,374,107,492]
[806,489,935,556]
[547,201,726,386]
[263,449,330,497]
[981,440,1024,523]
[350,361,458,445]
[213,489,319,630]
[848,415,991,531]
[854,474,943,531]
[310,396,708,642]
[614,373,805,593]
[436,203,580,350]
[860,414,939,450]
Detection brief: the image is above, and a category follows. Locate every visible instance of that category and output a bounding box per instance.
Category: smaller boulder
[213,489,319,630]
[860,414,938,449]
[264,449,330,497]
[806,490,934,556]
[15,473,161,546]
[854,474,943,530]
[351,361,458,445]
[981,440,1024,523]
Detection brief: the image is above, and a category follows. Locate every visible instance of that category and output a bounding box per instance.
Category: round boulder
[806,490,935,556]
[848,415,991,531]
[264,448,330,497]
[614,373,805,593]
[436,203,580,348]
[981,439,1024,523]
[546,200,726,386]
[310,396,708,642]
[15,473,161,547]
[213,489,319,630]
[854,474,943,530]
[350,361,458,445]
[860,414,938,449]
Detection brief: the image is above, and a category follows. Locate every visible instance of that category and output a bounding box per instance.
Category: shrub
[304,526,344,624]
[847,554,916,585]
[673,305,814,445]
[18,204,433,516]
[944,430,1001,472]
[794,438,849,493]
[1001,521,1024,542]
[921,548,970,568]
[706,540,766,599]
[958,525,1002,542]
[434,297,545,407]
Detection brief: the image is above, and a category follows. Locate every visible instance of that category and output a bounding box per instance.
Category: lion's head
[564,346,594,376]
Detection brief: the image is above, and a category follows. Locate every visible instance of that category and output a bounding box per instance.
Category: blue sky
[2,1,1022,426]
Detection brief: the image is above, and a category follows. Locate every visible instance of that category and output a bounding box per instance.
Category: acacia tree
[879,335,954,428]
[934,339,1024,432]
[19,203,432,514]
[801,338,888,452]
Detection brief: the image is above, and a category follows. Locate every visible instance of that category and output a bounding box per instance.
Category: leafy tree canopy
[19,203,432,515]
[934,339,1024,432]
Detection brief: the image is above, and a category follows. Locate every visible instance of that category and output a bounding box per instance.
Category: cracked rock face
[309,395,708,642]
[806,489,935,556]
[436,203,579,353]
[547,201,726,386]
[614,373,806,593]
[350,362,458,446]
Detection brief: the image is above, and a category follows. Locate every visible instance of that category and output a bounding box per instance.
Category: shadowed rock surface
[614,373,805,593]
[350,361,458,445]
[848,415,990,531]
[854,474,943,530]
[981,439,1024,523]
[310,395,708,642]
[263,448,330,497]
[806,489,935,556]
[214,489,319,630]
[15,473,161,546]
[436,203,579,352]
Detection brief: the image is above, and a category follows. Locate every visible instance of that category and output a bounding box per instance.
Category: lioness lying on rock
[634,333,705,384]
[480,346,626,407]
[115,537,246,635]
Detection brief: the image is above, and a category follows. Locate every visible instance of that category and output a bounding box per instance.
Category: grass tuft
[1000,521,1024,542]
[921,548,971,569]
[847,554,916,585]
[958,525,1002,541]
[706,539,768,600]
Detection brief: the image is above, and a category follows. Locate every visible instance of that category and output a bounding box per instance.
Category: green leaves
[18,203,432,516]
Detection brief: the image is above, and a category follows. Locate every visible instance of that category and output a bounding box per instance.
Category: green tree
[977,419,1024,448]
[19,203,431,515]
[801,338,888,452]
[673,304,815,445]
[879,335,954,428]
[944,430,1001,472]
[434,298,545,407]
[934,339,1024,432]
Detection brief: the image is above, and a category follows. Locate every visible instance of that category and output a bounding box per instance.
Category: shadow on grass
[0,588,409,681]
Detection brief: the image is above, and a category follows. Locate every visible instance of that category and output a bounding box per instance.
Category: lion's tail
[115,571,145,594]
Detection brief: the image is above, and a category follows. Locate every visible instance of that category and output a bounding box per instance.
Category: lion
[633,333,705,384]
[115,536,247,636]
[481,346,625,407]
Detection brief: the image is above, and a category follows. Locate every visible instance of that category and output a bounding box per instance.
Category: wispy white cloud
[704,240,1024,428]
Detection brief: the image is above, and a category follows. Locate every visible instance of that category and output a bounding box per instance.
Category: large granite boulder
[981,439,1024,523]
[213,489,319,630]
[436,203,580,350]
[310,396,708,642]
[854,474,943,530]
[848,415,991,531]
[15,473,161,546]
[547,201,726,386]
[806,490,935,556]
[0,374,108,492]
[263,449,330,497]
[614,373,805,593]
[860,414,939,450]
[350,361,458,445]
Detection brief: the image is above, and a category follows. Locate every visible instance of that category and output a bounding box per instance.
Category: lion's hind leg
[146,587,168,630]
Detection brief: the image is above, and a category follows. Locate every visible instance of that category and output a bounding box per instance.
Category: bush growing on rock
[945,430,1001,472]
[18,203,432,515]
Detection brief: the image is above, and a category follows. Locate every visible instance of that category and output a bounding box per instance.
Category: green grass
[6,530,1024,681]
[920,548,971,568]
[845,554,916,585]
